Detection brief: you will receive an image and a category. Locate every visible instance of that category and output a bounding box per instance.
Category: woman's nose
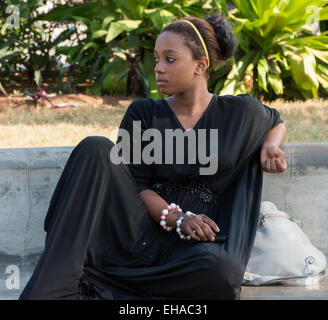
[154,60,165,74]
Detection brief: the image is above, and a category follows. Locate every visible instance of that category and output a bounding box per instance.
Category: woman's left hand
[260,145,288,174]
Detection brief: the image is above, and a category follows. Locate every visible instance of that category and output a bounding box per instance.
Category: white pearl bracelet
[160,203,182,232]
[176,211,196,240]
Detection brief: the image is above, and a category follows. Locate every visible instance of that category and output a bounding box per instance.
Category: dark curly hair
[161,14,236,72]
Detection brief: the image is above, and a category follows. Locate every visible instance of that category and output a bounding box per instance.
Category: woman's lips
[156,80,168,86]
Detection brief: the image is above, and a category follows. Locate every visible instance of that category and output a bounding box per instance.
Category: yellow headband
[181,19,210,68]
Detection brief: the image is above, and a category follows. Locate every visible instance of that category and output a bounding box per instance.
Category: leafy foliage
[212,0,328,99]
[32,0,226,97]
[1,0,327,100]
[0,0,77,88]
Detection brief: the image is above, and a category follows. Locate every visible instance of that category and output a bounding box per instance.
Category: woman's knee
[72,136,116,166]
[78,136,114,151]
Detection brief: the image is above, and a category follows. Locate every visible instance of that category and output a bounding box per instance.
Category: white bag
[243,201,327,286]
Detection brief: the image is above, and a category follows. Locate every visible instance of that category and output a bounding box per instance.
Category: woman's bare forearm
[262,122,287,149]
[139,189,182,228]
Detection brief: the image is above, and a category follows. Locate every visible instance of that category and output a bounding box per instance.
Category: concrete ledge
[0,142,327,299]
[0,147,71,258]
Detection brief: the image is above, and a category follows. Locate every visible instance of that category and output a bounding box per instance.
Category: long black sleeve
[116,99,155,193]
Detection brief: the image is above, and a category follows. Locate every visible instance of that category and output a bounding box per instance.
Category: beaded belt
[152,180,218,205]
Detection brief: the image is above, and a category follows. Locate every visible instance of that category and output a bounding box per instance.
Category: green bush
[2,0,327,100]
[211,0,328,100]
[0,0,76,88]
[34,0,226,97]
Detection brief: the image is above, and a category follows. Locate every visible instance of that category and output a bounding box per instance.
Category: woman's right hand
[180,214,220,242]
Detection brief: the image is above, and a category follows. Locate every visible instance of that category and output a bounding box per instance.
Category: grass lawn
[0,95,327,148]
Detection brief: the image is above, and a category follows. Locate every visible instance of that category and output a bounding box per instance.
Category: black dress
[19,94,283,300]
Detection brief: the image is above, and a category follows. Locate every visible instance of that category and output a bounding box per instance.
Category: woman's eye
[152,55,175,64]
[153,55,159,64]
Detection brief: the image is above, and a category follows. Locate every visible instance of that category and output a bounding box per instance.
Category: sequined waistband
[152,180,218,205]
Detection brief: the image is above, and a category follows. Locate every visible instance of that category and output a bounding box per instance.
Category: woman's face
[153,31,200,95]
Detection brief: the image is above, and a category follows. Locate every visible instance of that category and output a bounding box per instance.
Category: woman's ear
[195,58,209,75]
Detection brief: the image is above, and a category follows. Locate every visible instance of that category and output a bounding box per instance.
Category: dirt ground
[0,74,136,112]
[0,93,134,113]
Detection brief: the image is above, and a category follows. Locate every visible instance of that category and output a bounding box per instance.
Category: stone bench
[0,141,327,300]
